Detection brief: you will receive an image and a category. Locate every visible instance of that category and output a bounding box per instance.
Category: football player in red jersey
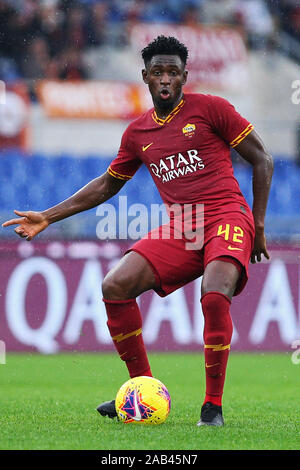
[3,36,273,426]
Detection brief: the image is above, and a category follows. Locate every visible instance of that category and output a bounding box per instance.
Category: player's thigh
[102,250,158,299]
[128,231,205,297]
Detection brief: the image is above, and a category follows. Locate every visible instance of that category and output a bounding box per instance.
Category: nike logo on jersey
[132,390,142,421]
[227,245,244,251]
[142,143,153,151]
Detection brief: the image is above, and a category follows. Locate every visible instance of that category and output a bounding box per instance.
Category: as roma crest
[182,123,196,138]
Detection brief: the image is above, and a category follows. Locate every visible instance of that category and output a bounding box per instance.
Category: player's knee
[102,271,134,300]
[202,260,240,298]
[201,280,235,298]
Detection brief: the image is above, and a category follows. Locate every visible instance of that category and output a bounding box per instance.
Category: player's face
[142,55,187,113]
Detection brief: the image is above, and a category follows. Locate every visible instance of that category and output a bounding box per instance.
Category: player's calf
[201,291,233,407]
[103,298,152,378]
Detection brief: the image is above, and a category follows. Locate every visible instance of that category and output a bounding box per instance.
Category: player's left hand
[251,227,270,263]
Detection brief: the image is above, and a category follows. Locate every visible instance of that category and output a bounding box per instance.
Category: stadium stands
[1,0,298,83]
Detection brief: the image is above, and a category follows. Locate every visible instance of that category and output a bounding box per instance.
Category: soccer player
[2,36,273,426]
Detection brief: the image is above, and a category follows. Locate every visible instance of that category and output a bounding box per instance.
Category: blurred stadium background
[0,0,300,356]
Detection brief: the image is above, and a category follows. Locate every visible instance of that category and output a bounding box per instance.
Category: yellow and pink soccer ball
[115,376,171,425]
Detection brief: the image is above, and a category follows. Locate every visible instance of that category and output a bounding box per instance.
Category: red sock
[201,292,233,407]
[103,298,152,378]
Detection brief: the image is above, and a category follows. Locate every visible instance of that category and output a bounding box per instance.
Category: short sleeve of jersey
[207,95,254,148]
[107,125,142,181]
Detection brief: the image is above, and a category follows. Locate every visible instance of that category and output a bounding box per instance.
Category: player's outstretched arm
[2,172,126,241]
[234,130,274,263]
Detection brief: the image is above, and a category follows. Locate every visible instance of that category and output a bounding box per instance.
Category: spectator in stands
[181,3,202,27]
[234,0,275,49]
[201,0,237,25]
[87,2,109,46]
[38,0,65,57]
[0,0,39,66]
[265,0,300,43]
[289,6,300,39]
[21,36,55,79]
[58,46,88,80]
[64,3,88,51]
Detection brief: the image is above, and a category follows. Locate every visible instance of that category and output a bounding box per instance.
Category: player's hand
[2,210,49,241]
[251,227,270,263]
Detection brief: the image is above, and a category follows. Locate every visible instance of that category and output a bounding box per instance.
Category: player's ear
[182,70,188,85]
[142,68,149,84]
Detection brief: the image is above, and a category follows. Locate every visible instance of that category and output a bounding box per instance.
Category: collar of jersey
[151,98,185,126]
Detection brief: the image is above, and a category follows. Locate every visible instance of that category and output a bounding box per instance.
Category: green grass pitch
[0,352,299,450]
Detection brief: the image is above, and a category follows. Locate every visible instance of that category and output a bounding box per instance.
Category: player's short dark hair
[141,35,188,67]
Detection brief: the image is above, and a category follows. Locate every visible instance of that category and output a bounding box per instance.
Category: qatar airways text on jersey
[149,149,205,183]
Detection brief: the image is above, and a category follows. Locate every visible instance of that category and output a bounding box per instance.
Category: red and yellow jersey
[108,93,253,210]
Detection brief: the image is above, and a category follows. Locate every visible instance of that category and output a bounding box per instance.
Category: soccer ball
[115,376,171,425]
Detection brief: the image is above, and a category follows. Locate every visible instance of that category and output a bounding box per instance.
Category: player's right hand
[2,210,49,241]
